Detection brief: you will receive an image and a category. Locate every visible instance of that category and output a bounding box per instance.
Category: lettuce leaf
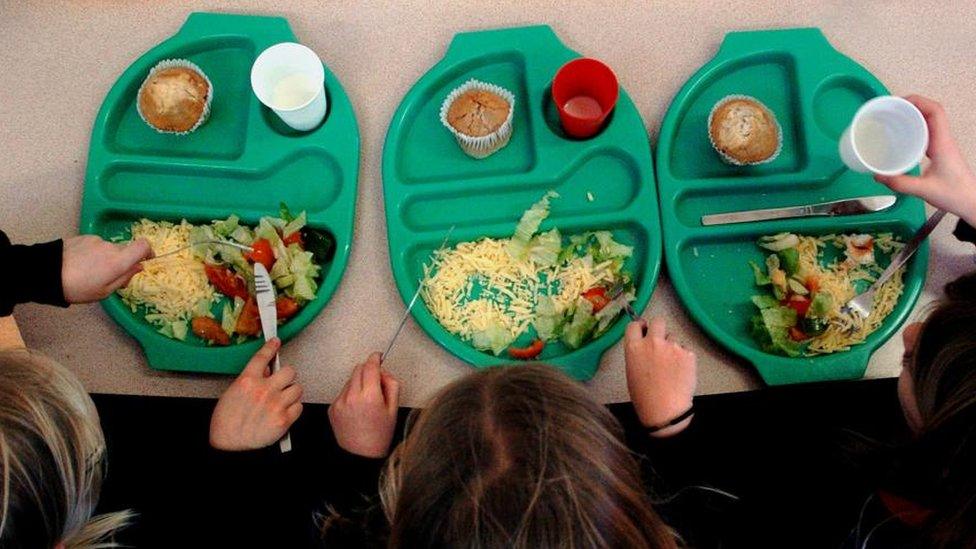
[593,231,634,262]
[750,261,771,286]
[212,215,240,238]
[471,322,513,356]
[561,298,597,349]
[282,211,306,238]
[221,296,245,336]
[528,228,562,267]
[533,295,564,341]
[507,190,559,259]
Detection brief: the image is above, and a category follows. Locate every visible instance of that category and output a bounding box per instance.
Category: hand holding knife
[254,262,293,453]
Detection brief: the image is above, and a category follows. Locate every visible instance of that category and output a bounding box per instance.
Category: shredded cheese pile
[420,237,619,344]
[118,219,215,322]
[796,234,905,354]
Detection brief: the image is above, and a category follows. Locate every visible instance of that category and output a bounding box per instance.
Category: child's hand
[328,352,401,458]
[62,235,154,303]
[874,95,976,226]
[210,339,303,451]
[624,318,697,437]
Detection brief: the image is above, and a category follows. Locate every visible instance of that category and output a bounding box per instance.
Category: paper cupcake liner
[707,94,782,166]
[136,58,213,135]
[439,79,515,159]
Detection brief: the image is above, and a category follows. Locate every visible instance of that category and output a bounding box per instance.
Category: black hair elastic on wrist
[646,404,695,434]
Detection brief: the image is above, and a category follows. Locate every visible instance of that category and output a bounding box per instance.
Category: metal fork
[843,209,946,318]
[606,280,641,322]
[144,239,254,261]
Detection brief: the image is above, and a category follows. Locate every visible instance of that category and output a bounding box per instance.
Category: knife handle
[701,205,819,226]
[270,351,293,453]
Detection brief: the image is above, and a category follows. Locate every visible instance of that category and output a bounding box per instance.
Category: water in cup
[271,73,317,109]
[854,114,909,169]
[563,96,603,120]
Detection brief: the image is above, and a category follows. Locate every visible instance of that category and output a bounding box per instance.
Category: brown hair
[379,363,677,549]
[0,349,131,548]
[896,272,976,547]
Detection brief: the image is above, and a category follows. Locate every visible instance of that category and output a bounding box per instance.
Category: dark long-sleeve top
[954,218,976,244]
[0,230,68,316]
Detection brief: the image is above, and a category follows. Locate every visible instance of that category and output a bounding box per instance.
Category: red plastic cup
[551,58,619,139]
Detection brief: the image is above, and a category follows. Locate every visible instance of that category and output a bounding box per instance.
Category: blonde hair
[378,363,678,549]
[0,349,131,548]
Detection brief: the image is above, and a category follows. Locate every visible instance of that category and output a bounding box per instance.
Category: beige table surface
[2,1,974,407]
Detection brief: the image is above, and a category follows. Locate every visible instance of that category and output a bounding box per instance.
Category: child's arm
[873,95,976,235]
[0,230,153,316]
[319,353,401,545]
[624,318,698,438]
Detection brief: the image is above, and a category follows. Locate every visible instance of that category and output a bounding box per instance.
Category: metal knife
[254,263,292,453]
[383,225,455,362]
[701,195,897,226]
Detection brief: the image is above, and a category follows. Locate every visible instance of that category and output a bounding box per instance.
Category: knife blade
[701,195,896,226]
[254,263,292,453]
[383,225,455,362]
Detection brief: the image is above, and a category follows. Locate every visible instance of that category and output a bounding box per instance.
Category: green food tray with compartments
[382,25,662,381]
[656,28,927,385]
[78,12,360,374]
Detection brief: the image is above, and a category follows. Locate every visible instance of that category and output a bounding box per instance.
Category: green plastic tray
[78,12,360,374]
[656,28,927,385]
[382,25,662,381]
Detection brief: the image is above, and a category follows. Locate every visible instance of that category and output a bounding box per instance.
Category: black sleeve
[953,219,976,244]
[317,450,388,548]
[0,230,69,316]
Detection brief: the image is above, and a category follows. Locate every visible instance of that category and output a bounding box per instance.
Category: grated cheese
[421,237,620,346]
[118,219,215,323]
[794,234,905,354]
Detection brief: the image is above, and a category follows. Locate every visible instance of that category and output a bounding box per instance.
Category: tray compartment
[399,148,640,232]
[667,52,807,181]
[812,75,878,140]
[394,52,536,184]
[104,36,255,160]
[98,149,343,214]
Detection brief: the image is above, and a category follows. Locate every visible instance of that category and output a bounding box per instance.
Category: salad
[118,204,333,346]
[421,191,636,360]
[747,231,905,357]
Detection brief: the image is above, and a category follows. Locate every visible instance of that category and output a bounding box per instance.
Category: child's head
[895,272,976,546]
[0,349,130,549]
[379,363,676,549]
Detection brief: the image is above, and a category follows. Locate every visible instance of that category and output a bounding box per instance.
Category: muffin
[440,79,515,159]
[708,95,781,165]
[137,59,212,134]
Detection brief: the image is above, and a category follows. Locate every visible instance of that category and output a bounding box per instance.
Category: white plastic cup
[839,96,928,176]
[251,43,327,131]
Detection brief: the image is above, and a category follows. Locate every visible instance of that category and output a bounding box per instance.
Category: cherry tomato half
[276,296,300,321]
[245,238,275,271]
[788,326,809,342]
[582,287,610,313]
[282,231,304,249]
[191,317,230,346]
[784,295,811,318]
[235,296,262,337]
[204,265,249,301]
[508,339,545,360]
